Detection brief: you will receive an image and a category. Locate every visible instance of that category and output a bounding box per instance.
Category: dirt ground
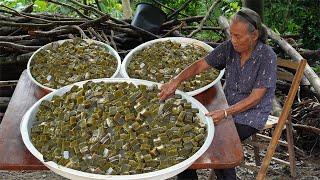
[1,144,319,180]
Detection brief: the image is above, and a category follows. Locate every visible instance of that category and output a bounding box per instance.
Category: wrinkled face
[230,20,258,53]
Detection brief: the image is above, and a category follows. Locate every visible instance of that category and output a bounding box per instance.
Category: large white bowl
[120,37,225,96]
[20,78,214,180]
[27,39,122,92]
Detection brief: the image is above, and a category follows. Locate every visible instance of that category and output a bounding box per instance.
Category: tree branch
[182,26,222,31]
[69,0,105,16]
[293,123,320,135]
[299,48,320,58]
[152,0,188,17]
[187,0,221,37]
[0,35,32,42]
[88,27,105,42]
[0,20,55,28]
[162,22,186,37]
[46,0,92,19]
[161,16,204,29]
[167,0,194,20]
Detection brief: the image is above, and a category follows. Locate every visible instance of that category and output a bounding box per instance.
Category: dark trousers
[177,123,259,180]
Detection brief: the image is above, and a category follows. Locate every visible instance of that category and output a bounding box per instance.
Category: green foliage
[98,0,123,19]
[0,0,122,18]
[0,0,33,10]
[220,0,241,18]
[264,0,320,49]
[312,66,320,74]
[133,0,206,17]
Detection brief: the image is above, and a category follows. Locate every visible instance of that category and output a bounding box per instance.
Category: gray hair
[231,8,268,43]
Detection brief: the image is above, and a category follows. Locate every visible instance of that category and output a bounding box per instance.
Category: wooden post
[286,114,297,178]
[257,59,307,179]
[252,134,261,166]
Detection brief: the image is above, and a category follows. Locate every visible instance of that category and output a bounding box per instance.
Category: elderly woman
[159,8,277,180]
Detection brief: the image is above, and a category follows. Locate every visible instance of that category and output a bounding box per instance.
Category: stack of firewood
[0,0,223,66]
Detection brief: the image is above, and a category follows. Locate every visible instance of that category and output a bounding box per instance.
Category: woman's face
[230,20,258,53]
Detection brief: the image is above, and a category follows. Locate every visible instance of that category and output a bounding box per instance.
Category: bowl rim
[20,78,215,180]
[27,38,122,92]
[120,37,225,96]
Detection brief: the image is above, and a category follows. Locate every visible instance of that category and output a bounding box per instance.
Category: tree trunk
[266,25,320,96]
[242,0,264,21]
[122,0,132,19]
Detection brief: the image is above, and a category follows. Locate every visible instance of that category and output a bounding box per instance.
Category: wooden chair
[248,59,307,179]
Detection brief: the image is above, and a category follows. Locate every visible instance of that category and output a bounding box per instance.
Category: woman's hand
[206,110,225,124]
[158,79,179,101]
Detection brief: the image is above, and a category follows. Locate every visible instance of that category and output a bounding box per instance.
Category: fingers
[158,84,167,99]
[158,89,165,98]
[158,83,176,101]
[159,91,173,101]
[205,111,223,124]
[205,111,215,116]
[213,119,222,125]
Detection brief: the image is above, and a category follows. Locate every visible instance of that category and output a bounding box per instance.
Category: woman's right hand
[158,79,179,101]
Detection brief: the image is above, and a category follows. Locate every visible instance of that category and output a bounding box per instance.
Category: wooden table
[0,70,243,170]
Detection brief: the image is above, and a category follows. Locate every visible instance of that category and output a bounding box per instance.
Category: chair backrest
[266,58,304,126]
[276,58,301,82]
[257,59,307,179]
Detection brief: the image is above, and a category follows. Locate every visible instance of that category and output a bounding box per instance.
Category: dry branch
[110,30,118,51]
[88,27,105,42]
[299,48,320,58]
[0,35,32,41]
[0,41,40,52]
[293,123,320,135]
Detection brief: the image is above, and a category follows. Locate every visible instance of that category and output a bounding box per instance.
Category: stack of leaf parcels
[30,38,118,89]
[127,40,220,92]
[31,81,207,175]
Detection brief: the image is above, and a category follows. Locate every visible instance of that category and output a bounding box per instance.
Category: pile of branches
[0,0,223,64]
[291,98,320,154]
[274,83,320,154]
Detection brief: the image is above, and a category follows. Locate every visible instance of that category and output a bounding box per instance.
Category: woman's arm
[159,58,211,101]
[227,88,267,115]
[206,88,267,123]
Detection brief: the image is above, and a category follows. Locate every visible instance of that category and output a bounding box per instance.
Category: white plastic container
[27,39,122,92]
[120,37,225,96]
[20,78,215,180]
